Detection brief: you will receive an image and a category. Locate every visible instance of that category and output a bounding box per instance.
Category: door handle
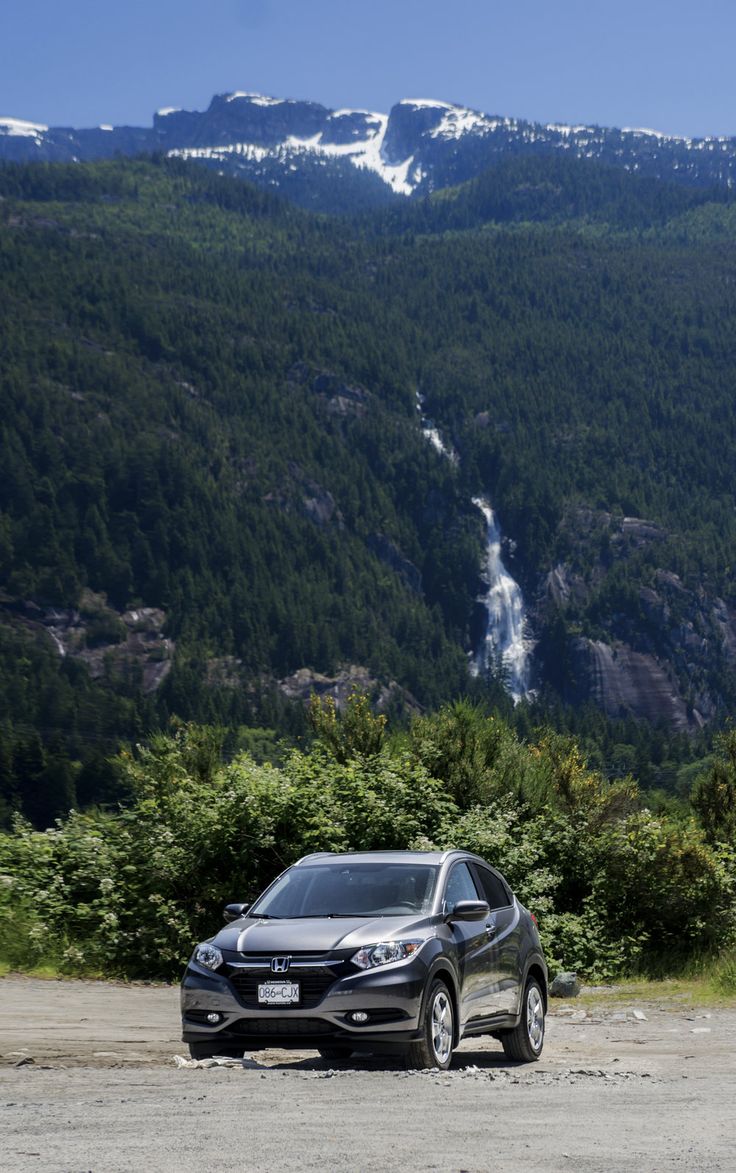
[485,920,496,939]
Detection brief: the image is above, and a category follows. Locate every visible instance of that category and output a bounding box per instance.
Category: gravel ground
[1,975,735,1171]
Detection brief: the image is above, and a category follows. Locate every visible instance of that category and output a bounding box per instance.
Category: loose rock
[550,972,581,998]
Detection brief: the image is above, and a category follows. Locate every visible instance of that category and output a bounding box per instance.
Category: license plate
[257,981,300,1005]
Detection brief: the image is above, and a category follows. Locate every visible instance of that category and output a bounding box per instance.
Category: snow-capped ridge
[3,90,736,203]
[224,92,286,107]
[399,98,456,111]
[0,117,49,137]
[331,108,384,121]
[621,125,690,143]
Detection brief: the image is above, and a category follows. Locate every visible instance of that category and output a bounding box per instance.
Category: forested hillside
[3,154,736,821]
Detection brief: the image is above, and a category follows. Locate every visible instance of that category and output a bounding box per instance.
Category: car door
[442,862,497,1024]
[470,863,522,1015]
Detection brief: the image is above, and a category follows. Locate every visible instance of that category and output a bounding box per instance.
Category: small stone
[632,1010,647,1021]
[550,972,580,998]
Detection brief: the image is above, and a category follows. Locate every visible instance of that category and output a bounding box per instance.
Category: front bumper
[181,954,430,1052]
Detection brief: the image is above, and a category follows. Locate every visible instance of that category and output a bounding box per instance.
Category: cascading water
[470,497,533,702]
[416,392,458,464]
[415,394,533,701]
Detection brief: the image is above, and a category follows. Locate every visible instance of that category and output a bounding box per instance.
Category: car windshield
[250,862,439,919]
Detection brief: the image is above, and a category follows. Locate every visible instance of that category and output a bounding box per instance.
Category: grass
[708,952,736,997]
[576,967,736,1012]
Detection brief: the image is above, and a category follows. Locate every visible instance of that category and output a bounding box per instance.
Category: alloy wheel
[526,983,544,1053]
[431,989,453,1065]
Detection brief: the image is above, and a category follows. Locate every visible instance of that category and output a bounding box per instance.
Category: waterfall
[470,497,533,702]
[415,394,533,700]
[416,392,458,464]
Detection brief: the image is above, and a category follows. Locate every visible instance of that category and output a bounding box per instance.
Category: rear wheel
[406,979,455,1070]
[500,978,545,1062]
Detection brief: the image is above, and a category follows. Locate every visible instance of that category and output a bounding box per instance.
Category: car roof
[294,849,471,867]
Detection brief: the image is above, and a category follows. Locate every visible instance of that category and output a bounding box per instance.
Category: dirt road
[1,975,734,1172]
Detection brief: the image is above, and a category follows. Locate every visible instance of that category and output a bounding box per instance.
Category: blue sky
[2,0,734,138]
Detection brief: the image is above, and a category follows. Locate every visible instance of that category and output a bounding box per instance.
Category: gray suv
[181,849,547,1069]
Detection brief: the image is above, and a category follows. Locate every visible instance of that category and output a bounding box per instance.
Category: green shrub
[1,717,734,983]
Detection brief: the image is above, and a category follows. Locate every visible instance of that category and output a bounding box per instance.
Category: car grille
[224,965,343,1009]
[231,1017,332,1036]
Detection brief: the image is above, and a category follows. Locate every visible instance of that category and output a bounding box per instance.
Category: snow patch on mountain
[545,123,594,137]
[225,92,285,107]
[332,107,381,119]
[286,118,417,194]
[168,107,423,195]
[169,143,272,163]
[621,125,691,144]
[431,109,504,139]
[400,98,456,110]
[0,117,48,137]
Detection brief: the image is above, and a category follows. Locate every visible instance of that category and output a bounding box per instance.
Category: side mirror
[447,899,490,923]
[223,902,250,923]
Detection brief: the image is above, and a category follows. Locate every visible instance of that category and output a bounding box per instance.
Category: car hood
[213,914,429,954]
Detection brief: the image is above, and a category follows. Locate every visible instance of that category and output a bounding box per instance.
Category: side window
[443,862,480,910]
[474,866,512,910]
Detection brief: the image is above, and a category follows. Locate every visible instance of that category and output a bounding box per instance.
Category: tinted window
[443,862,480,910]
[473,865,512,910]
[251,862,438,918]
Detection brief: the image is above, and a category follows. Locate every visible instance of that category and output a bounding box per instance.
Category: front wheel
[500,978,545,1062]
[406,979,455,1070]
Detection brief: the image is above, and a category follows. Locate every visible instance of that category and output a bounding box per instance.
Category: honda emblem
[271,956,291,974]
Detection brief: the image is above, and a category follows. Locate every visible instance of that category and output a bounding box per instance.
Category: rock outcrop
[277,665,420,714]
[566,638,700,730]
[15,591,175,692]
[539,506,736,729]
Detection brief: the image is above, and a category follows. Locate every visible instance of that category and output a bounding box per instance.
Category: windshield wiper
[285,913,361,919]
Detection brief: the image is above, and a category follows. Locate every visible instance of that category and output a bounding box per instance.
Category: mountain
[3,147,736,821]
[2,93,736,213]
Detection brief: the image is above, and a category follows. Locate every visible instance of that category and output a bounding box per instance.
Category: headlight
[351,940,423,970]
[193,943,224,970]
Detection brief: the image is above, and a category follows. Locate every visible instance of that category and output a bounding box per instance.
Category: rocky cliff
[6,590,175,693]
[538,508,736,728]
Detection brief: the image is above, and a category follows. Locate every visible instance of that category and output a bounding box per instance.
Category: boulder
[550,972,581,998]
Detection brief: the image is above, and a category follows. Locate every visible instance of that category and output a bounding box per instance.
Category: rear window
[473,865,512,910]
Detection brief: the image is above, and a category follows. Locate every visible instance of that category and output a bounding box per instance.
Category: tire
[317,1045,353,1062]
[500,978,545,1062]
[406,979,455,1070]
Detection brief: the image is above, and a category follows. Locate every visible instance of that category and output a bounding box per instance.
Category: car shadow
[239,1047,524,1073]
[450,1047,524,1070]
